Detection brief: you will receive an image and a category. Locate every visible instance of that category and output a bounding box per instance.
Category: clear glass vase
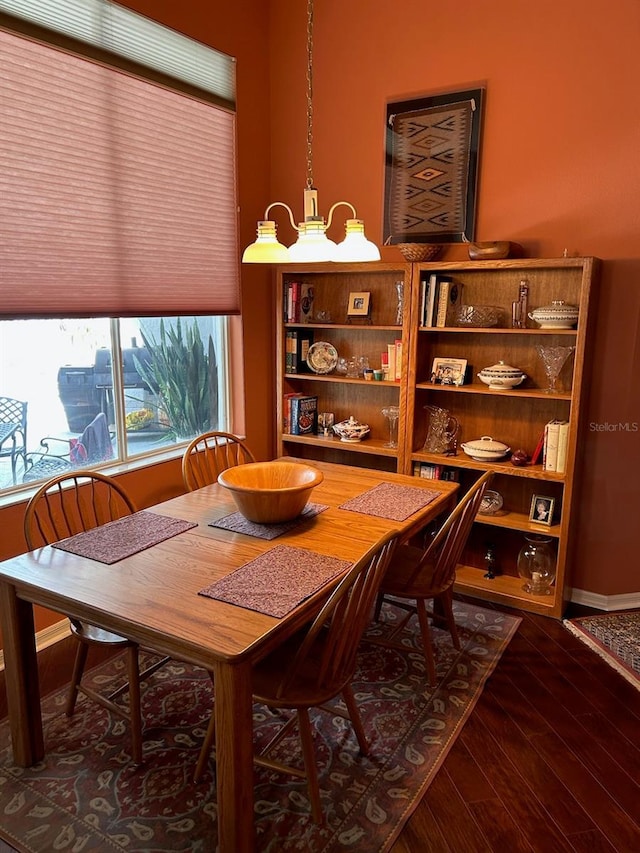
[517,535,556,595]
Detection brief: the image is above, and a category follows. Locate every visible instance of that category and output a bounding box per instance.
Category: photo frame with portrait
[430,357,467,386]
[529,494,555,526]
[346,291,371,319]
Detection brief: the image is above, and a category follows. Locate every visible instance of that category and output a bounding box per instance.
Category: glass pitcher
[423,405,459,454]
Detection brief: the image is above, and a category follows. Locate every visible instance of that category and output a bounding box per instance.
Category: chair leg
[342,684,369,756]
[126,645,143,765]
[194,712,216,783]
[66,640,89,717]
[416,600,437,685]
[440,590,460,650]
[297,708,323,824]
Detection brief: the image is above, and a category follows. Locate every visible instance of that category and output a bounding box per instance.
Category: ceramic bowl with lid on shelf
[461,436,511,462]
[477,360,527,390]
[528,300,579,329]
[333,416,370,443]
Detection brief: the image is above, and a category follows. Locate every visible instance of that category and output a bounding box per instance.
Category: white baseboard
[570,588,640,611]
[0,618,70,672]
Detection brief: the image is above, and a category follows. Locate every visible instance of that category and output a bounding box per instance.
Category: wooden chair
[23,471,168,764]
[181,431,256,491]
[193,529,399,823]
[374,471,493,685]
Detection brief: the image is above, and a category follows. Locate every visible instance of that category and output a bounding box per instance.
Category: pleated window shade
[0,10,240,318]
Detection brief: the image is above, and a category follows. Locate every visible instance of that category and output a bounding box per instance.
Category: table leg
[0,584,44,766]
[212,658,255,853]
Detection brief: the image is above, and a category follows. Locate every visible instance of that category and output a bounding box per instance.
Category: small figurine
[484,544,499,579]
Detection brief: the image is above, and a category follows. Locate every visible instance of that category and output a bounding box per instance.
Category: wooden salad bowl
[217,460,324,524]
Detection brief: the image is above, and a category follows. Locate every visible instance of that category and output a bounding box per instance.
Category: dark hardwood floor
[1,600,639,852]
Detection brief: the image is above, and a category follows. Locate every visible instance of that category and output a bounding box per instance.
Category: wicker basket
[397,243,443,262]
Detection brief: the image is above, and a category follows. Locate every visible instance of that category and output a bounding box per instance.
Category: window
[0,2,240,494]
[0,316,230,491]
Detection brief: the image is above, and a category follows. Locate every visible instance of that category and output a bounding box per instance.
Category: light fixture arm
[263,201,299,233]
[326,201,357,230]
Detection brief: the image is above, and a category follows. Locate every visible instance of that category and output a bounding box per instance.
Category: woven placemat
[198,544,351,618]
[52,511,197,564]
[209,502,329,540]
[339,482,440,521]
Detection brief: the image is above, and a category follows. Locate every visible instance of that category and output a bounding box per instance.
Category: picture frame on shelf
[346,291,372,323]
[347,292,371,315]
[529,494,555,526]
[430,357,467,386]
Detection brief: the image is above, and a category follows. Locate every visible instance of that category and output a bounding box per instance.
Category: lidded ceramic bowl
[477,360,527,390]
[528,300,579,329]
[333,415,370,443]
[461,435,511,461]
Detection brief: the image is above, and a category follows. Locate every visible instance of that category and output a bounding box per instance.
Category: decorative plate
[306,341,339,374]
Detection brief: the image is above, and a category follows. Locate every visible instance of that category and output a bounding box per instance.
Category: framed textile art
[384,88,484,245]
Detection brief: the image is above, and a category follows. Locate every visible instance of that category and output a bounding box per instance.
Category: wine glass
[536,345,575,393]
[381,406,400,448]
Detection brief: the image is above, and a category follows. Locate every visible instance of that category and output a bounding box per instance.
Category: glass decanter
[381,406,400,448]
[536,345,575,393]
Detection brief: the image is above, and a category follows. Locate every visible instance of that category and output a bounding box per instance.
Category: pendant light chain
[305,0,314,191]
[241,0,380,263]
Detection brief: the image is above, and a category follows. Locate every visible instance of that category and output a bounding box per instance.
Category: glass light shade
[332,219,381,262]
[288,220,337,262]
[242,221,291,263]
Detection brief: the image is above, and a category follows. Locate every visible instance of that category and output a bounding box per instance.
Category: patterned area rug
[564,610,640,690]
[0,600,520,852]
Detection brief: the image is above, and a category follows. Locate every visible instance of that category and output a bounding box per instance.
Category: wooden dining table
[0,458,458,853]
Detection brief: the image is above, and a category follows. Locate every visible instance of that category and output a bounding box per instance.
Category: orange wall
[1,0,638,639]
[267,0,640,596]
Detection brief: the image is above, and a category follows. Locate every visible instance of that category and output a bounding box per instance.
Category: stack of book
[419,273,464,327]
[381,339,403,381]
[412,462,460,481]
[283,281,314,323]
[283,393,318,435]
[285,329,314,373]
[540,419,570,473]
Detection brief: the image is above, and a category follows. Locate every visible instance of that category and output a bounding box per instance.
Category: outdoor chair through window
[23,411,114,484]
[0,396,28,484]
[23,471,169,764]
[181,430,256,491]
[193,529,399,824]
[372,471,494,685]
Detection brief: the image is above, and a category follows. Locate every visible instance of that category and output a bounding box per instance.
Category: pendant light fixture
[242,0,380,264]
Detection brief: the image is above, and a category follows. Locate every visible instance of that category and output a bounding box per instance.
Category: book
[394,338,403,380]
[288,328,314,373]
[298,282,315,323]
[419,276,428,326]
[283,392,304,433]
[422,273,439,327]
[556,421,570,473]
[435,278,463,327]
[543,419,561,472]
[387,343,397,383]
[530,428,546,466]
[290,395,318,435]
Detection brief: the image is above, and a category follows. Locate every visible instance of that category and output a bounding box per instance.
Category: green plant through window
[134,319,219,440]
